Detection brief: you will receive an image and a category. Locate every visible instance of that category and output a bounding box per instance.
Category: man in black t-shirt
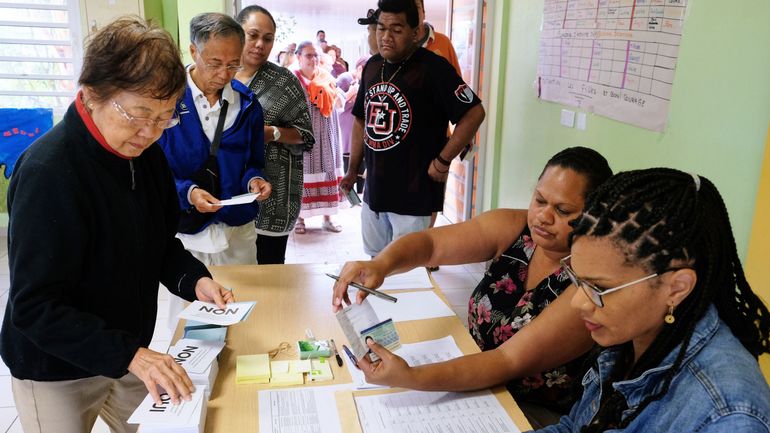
[341,0,485,257]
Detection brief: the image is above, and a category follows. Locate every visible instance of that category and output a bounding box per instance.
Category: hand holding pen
[328,263,395,312]
[330,261,389,312]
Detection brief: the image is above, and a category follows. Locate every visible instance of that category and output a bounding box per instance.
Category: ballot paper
[346,336,464,390]
[167,339,224,375]
[179,301,255,326]
[128,387,207,433]
[167,339,222,399]
[332,265,432,291]
[355,389,521,433]
[217,192,259,206]
[183,321,227,342]
[369,290,454,322]
[378,267,434,290]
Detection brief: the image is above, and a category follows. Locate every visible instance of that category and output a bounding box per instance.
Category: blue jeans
[361,202,431,256]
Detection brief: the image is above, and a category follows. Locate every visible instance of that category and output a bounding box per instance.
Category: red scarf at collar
[75,91,131,160]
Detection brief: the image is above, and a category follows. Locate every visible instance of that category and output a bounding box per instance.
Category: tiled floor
[0,205,484,432]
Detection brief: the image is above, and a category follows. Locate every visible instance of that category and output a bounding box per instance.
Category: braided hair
[570,168,770,432]
[540,146,613,195]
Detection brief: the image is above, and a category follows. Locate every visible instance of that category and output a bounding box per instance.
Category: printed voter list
[179,300,255,326]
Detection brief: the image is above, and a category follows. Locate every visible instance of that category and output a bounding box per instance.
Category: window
[0,1,82,116]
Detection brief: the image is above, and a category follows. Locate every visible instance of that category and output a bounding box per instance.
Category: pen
[341,344,357,365]
[330,339,343,366]
[325,273,398,303]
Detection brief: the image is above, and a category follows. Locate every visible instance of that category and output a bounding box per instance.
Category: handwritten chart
[537,0,688,131]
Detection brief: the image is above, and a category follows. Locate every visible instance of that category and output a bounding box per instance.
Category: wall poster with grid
[537,0,688,132]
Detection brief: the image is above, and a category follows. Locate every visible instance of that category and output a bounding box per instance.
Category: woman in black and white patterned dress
[236,5,315,264]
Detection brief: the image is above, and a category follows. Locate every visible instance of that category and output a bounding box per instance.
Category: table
[180,263,531,432]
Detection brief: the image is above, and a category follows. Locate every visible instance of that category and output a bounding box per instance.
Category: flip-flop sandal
[294,221,306,234]
[322,220,342,233]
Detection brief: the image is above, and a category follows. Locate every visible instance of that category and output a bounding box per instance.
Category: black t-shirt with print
[352,48,481,216]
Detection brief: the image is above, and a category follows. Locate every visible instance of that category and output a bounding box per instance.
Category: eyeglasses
[302,53,318,59]
[560,255,665,307]
[112,100,179,130]
[203,62,243,73]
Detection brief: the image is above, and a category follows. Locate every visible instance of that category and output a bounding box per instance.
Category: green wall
[482,0,770,257]
[177,0,227,65]
[144,0,180,44]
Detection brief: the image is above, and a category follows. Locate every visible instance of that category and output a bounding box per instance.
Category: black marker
[330,339,343,366]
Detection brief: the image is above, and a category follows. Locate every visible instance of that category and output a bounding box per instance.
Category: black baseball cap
[357,8,379,25]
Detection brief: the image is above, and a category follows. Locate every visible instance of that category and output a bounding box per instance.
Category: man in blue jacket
[159,12,272,266]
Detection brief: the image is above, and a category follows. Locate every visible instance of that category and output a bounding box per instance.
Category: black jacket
[0,101,211,381]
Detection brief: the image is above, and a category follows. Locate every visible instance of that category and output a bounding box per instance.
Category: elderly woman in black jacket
[0,17,233,433]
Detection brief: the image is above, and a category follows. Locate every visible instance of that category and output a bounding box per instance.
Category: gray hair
[190,12,245,51]
[295,40,314,55]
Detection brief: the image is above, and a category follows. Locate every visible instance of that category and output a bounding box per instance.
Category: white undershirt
[186,64,241,142]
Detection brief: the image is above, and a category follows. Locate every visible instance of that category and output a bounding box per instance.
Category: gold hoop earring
[664,304,675,324]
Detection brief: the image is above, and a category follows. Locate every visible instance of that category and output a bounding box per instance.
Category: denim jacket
[538,305,770,433]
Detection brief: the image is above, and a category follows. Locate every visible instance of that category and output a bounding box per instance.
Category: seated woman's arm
[332,209,528,311]
[359,285,593,391]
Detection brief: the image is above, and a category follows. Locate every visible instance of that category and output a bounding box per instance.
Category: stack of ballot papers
[183,320,227,342]
[167,338,224,399]
[179,300,256,326]
[128,387,207,433]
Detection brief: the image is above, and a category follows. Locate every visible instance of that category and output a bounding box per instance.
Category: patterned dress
[295,70,343,218]
[468,226,585,413]
[246,62,314,235]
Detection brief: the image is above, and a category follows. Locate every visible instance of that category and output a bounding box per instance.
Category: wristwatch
[271,125,281,142]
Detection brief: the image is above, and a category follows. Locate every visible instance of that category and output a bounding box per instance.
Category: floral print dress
[468,226,585,413]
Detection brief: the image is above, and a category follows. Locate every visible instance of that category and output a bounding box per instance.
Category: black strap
[210,99,229,157]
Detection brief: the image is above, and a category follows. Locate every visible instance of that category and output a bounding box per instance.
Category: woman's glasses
[112,100,179,130]
[560,255,660,307]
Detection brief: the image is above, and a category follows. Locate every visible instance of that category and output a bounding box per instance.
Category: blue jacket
[539,305,770,433]
[158,80,265,231]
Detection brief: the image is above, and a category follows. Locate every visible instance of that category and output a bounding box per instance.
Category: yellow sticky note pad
[270,360,290,374]
[290,359,312,373]
[236,354,270,384]
[269,372,305,386]
[270,360,304,386]
[309,358,333,382]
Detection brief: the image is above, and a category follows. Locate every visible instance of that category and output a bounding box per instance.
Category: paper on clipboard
[218,192,259,206]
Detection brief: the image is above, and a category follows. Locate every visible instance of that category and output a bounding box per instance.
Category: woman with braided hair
[332,146,613,427]
[541,168,770,432]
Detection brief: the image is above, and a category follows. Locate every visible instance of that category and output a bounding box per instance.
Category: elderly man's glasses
[560,255,663,307]
[112,100,179,130]
[203,62,243,73]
